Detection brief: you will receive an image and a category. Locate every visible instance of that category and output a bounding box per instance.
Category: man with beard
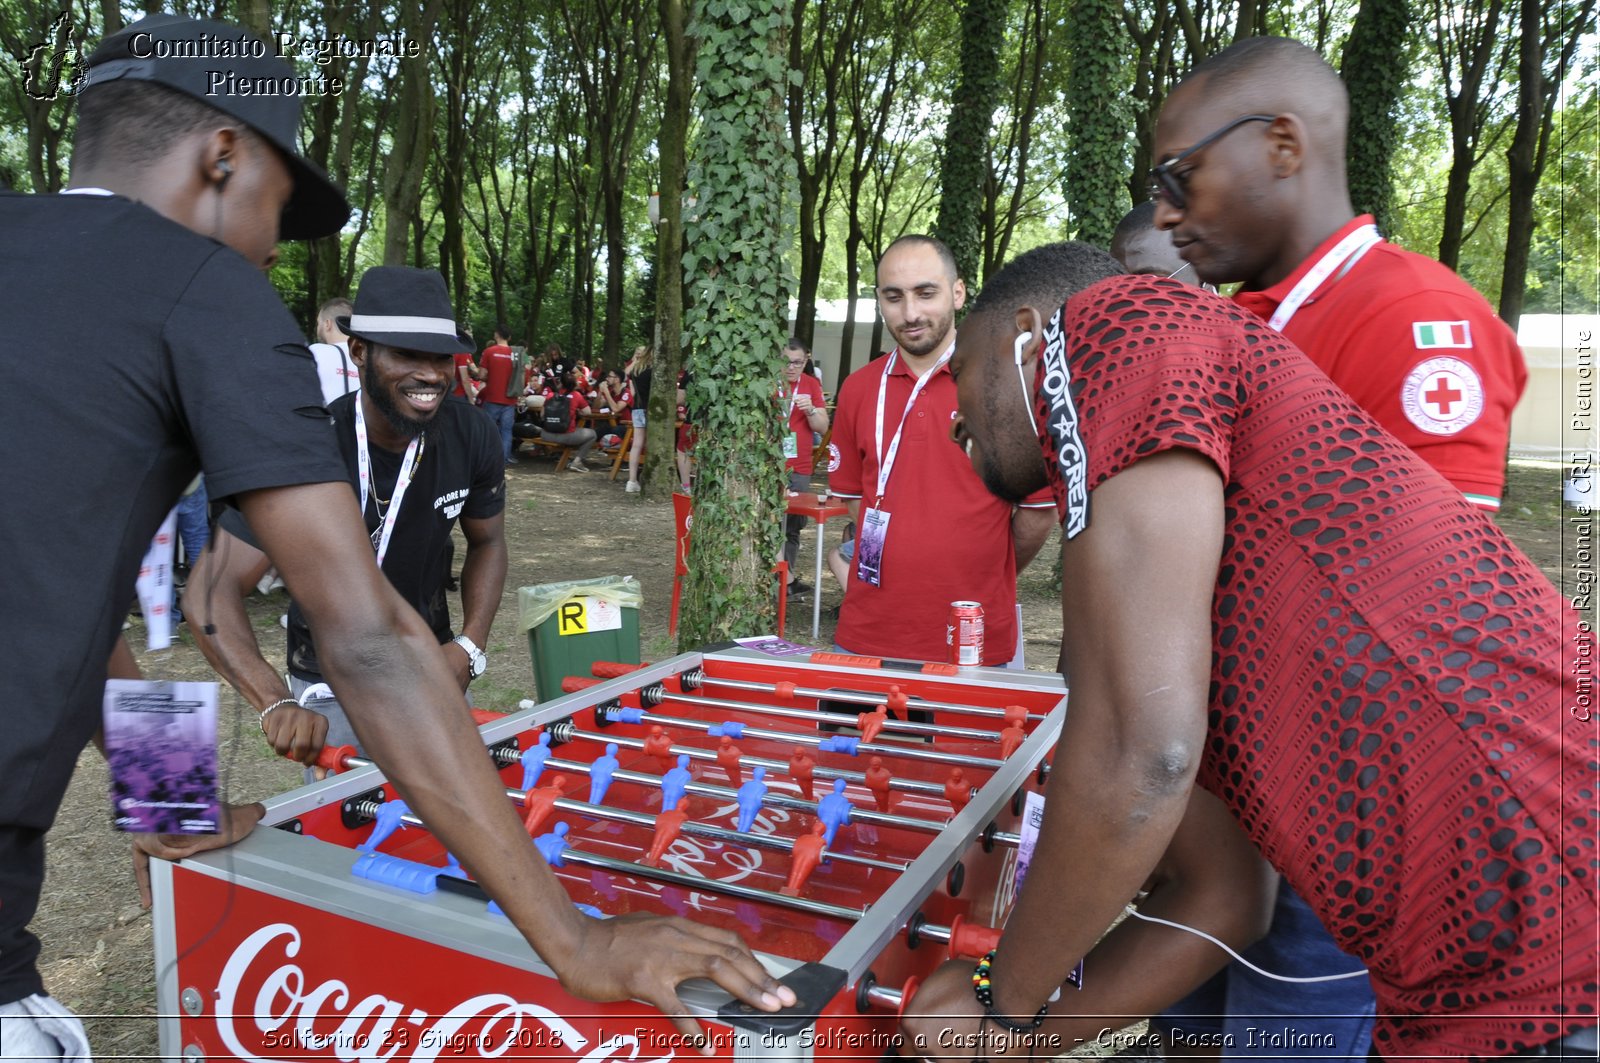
[828,235,1054,666]
[185,267,505,760]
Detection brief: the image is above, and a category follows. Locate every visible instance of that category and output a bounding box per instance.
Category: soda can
[947,601,984,666]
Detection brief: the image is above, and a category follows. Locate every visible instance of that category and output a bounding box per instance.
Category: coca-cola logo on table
[213,923,677,1063]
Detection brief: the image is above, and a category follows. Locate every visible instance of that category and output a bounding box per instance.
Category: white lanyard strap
[874,341,954,501]
[353,398,424,570]
[1267,223,1381,331]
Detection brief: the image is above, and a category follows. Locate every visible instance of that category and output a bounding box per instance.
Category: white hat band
[348,314,459,336]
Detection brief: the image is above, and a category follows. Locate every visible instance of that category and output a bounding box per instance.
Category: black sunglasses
[1148,113,1275,210]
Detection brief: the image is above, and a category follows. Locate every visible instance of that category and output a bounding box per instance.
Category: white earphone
[1013,330,1039,432]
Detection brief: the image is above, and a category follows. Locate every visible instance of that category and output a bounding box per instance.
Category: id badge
[782,433,799,460]
[103,679,221,834]
[855,507,890,586]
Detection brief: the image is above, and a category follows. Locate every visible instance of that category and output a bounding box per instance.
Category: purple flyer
[103,679,220,834]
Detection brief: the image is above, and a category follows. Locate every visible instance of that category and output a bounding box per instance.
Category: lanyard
[353,397,424,570]
[1267,223,1381,331]
[873,341,954,501]
[781,381,799,420]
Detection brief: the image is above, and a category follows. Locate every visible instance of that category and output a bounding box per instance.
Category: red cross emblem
[1423,376,1464,416]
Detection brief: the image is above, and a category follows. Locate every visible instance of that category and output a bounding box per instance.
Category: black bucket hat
[81,13,350,240]
[337,267,473,355]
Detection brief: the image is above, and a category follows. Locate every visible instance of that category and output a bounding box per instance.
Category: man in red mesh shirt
[898,241,1596,1062]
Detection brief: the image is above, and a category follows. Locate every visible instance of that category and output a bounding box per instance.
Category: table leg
[813,517,825,639]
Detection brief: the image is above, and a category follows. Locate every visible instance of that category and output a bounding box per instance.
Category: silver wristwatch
[452,634,488,679]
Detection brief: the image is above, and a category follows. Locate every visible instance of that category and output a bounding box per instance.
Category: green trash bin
[518,575,642,702]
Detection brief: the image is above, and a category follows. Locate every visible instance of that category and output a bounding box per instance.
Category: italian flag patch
[1413,320,1473,349]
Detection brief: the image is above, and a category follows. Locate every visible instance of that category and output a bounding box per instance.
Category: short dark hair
[494,323,511,342]
[1183,36,1342,99]
[970,242,1123,321]
[73,80,250,173]
[784,336,809,355]
[880,234,960,281]
[1111,201,1158,250]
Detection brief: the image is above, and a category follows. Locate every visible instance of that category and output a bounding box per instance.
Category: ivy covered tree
[934,0,1009,285]
[1342,0,1413,234]
[676,0,798,645]
[1063,0,1129,246]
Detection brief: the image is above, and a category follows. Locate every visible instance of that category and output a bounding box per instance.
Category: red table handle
[312,743,358,774]
[561,675,603,693]
[591,660,646,678]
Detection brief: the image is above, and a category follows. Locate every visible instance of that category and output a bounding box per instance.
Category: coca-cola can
[947,600,984,666]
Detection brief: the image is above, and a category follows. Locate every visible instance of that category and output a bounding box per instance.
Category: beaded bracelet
[971,948,1049,1031]
[258,697,298,735]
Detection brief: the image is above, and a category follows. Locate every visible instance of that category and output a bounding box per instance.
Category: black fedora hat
[81,13,350,241]
[337,267,472,356]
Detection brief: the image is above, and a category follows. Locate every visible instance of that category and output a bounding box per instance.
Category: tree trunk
[677,0,798,644]
[1063,0,1129,247]
[646,0,695,498]
[935,0,1010,284]
[1341,0,1412,233]
[381,0,443,265]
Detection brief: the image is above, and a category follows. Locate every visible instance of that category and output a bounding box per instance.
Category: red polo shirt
[784,373,826,476]
[1232,215,1527,510]
[829,347,1052,665]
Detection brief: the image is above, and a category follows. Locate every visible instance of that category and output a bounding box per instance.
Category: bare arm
[1010,505,1056,572]
[903,788,1274,1057]
[182,526,327,764]
[901,450,1225,1056]
[238,481,793,1036]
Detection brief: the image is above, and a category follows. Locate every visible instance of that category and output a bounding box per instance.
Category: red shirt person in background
[780,337,828,598]
[538,370,598,472]
[478,325,520,465]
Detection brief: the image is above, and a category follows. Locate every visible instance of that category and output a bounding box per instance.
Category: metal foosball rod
[339,799,998,951]
[591,661,1048,724]
[532,830,999,953]
[319,743,1019,846]
[548,719,952,798]
[630,682,1014,743]
[538,754,950,835]
[342,794,910,874]
[594,704,1010,773]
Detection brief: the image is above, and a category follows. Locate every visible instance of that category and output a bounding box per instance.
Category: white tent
[1511,314,1597,465]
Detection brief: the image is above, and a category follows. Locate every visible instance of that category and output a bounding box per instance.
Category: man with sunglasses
[1143,36,1530,1059]
[1151,36,1526,515]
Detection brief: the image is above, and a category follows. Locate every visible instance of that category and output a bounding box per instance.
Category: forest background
[3,0,1594,641]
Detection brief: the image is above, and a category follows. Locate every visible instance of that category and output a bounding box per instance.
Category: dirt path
[34,460,1579,1058]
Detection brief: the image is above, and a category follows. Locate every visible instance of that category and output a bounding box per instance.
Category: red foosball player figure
[998,722,1027,759]
[857,706,889,744]
[865,756,894,812]
[789,746,816,801]
[522,775,568,837]
[716,735,743,787]
[944,767,972,813]
[642,725,675,772]
[781,820,827,896]
[645,799,691,867]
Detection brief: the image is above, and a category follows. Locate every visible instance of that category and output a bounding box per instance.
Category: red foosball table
[151,645,1066,1061]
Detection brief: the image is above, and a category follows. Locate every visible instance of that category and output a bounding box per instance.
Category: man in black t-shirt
[186,268,507,760]
[0,13,793,1051]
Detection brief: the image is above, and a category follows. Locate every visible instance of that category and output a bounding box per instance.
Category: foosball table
[151,645,1066,1061]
